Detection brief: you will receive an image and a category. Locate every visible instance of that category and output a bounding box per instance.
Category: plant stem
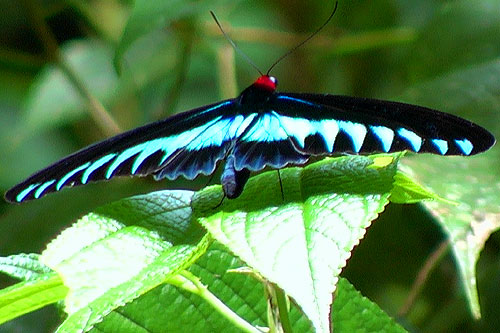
[59,61,122,136]
[162,38,193,118]
[207,22,416,55]
[24,0,121,137]
[66,0,117,44]
[169,271,263,333]
[398,239,450,317]
[216,44,238,99]
[274,285,293,333]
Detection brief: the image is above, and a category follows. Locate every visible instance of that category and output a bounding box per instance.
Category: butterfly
[4,3,496,204]
[4,72,496,203]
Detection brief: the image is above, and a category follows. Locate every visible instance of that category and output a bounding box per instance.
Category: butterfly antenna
[266,1,338,75]
[211,11,264,76]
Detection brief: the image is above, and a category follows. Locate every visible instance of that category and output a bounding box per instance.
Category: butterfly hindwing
[231,112,309,171]
[5,100,242,203]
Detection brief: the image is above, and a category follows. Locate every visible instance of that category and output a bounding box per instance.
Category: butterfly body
[4,75,495,203]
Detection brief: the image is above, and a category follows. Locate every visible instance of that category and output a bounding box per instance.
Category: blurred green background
[1,0,499,332]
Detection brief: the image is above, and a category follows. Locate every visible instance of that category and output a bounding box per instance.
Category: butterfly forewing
[269,93,495,157]
[5,100,242,203]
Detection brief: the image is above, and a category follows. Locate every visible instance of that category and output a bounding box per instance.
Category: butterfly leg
[213,192,227,209]
[221,155,251,199]
[277,170,284,201]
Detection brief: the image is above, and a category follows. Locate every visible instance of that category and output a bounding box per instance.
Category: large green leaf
[39,190,209,331]
[402,154,500,319]
[0,253,52,281]
[0,273,66,325]
[85,243,268,333]
[333,278,406,332]
[399,54,500,320]
[81,244,408,332]
[193,153,403,332]
[0,254,64,325]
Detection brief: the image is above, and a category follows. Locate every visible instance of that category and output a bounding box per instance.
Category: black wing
[6,91,495,203]
[5,100,245,203]
[258,93,496,157]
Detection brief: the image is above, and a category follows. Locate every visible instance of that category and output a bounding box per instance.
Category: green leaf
[114,0,238,71]
[0,253,52,281]
[193,154,403,333]
[401,59,500,131]
[391,170,449,204]
[0,273,67,325]
[82,243,269,333]
[76,244,408,332]
[23,40,119,134]
[409,0,500,81]
[39,190,209,331]
[399,51,500,320]
[402,154,500,319]
[0,108,75,189]
[333,278,407,332]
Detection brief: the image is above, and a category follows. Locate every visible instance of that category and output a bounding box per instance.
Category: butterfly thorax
[237,75,277,107]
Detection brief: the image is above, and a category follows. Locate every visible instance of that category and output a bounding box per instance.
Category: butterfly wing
[262,93,496,157]
[226,92,495,175]
[231,112,310,171]
[6,90,495,203]
[5,100,244,203]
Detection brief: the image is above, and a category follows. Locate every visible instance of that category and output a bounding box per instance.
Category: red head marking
[254,75,277,92]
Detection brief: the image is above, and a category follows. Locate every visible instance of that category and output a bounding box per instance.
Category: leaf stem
[169,271,262,333]
[398,239,450,317]
[24,0,121,137]
[216,44,238,99]
[274,285,293,333]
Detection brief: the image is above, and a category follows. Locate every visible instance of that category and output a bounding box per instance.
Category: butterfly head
[254,75,277,92]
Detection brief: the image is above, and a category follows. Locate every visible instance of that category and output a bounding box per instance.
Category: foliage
[0,0,499,332]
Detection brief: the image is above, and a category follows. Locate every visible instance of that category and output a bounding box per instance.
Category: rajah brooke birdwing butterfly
[4,4,496,204]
